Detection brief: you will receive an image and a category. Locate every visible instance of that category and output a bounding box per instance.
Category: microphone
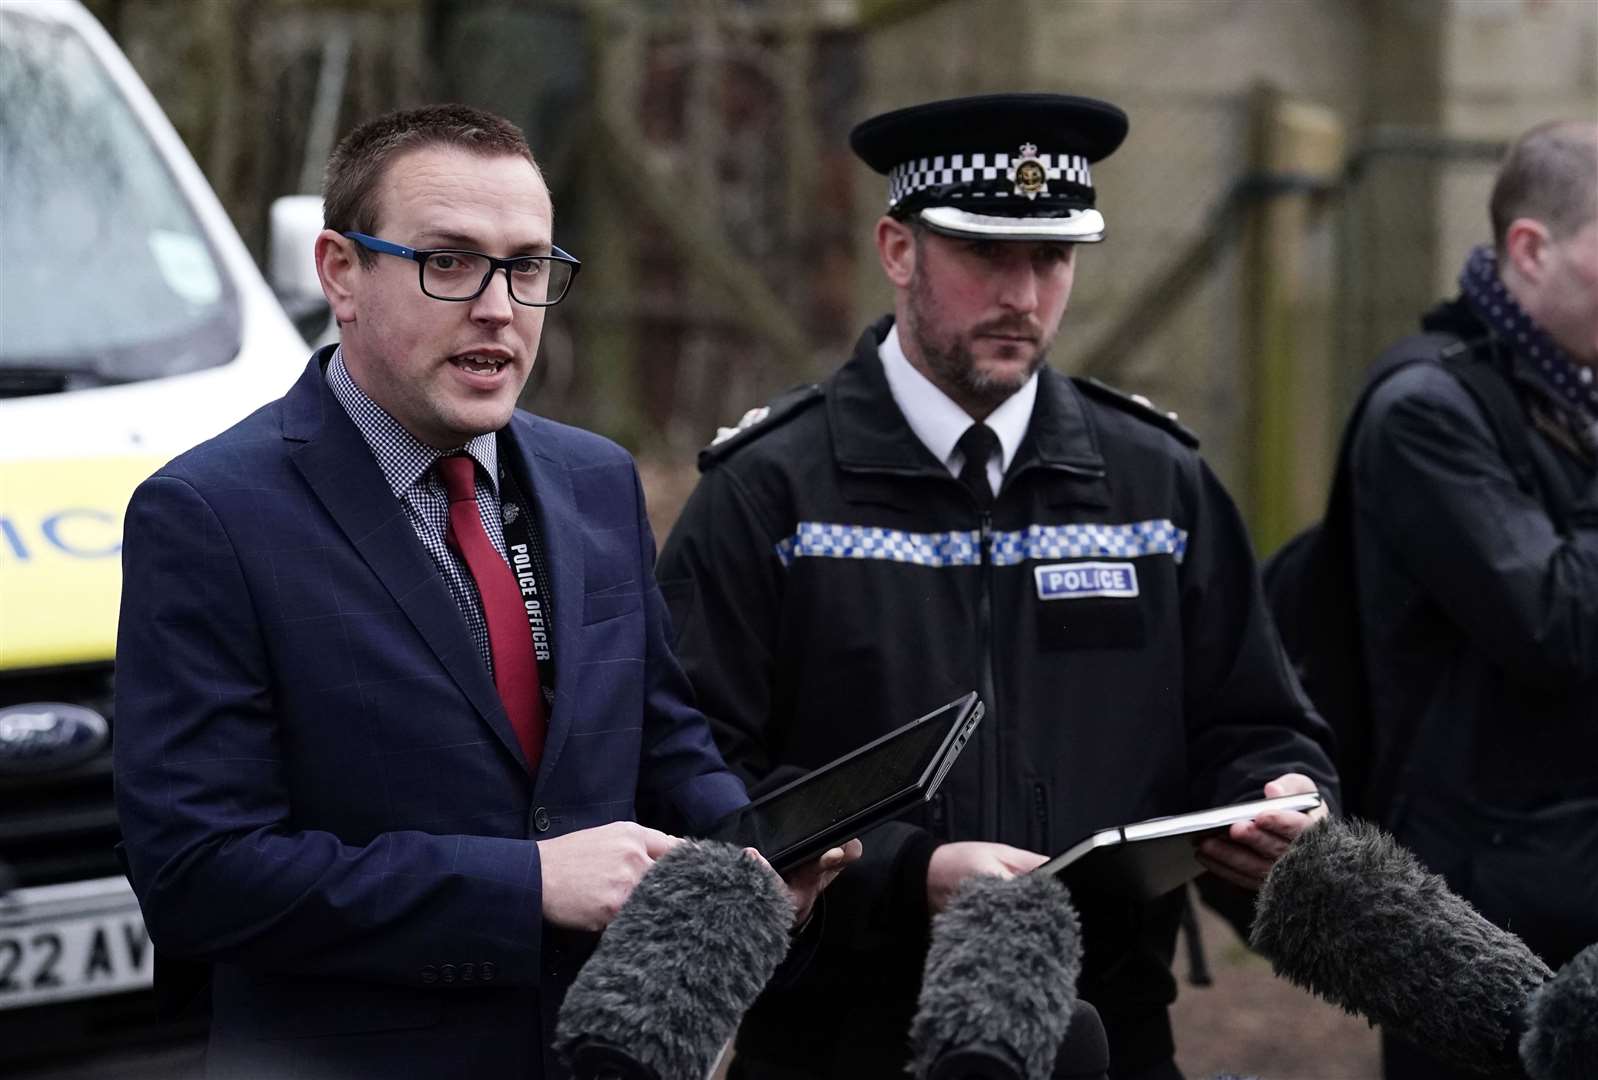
[1521,941,1598,1080]
[554,840,794,1080]
[1250,818,1553,1078]
[909,872,1103,1080]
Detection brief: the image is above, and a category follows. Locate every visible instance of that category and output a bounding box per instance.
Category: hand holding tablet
[1033,791,1325,902]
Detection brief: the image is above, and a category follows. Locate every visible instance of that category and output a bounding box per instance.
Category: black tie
[956,423,999,509]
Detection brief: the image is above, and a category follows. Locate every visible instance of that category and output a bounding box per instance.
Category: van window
[0,7,241,394]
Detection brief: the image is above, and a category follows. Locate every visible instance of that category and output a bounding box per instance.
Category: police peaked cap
[850,93,1129,242]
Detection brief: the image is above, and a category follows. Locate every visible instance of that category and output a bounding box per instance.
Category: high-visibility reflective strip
[774,519,1187,568]
[989,520,1187,566]
[775,522,981,568]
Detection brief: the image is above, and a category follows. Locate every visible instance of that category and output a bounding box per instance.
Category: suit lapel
[282,355,530,771]
[505,414,583,792]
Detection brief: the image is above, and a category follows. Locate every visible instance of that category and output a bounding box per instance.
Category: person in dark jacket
[1346,120,1598,1080]
[656,94,1338,1080]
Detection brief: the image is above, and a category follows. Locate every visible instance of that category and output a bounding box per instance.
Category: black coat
[658,318,1339,1076]
[1349,297,1598,968]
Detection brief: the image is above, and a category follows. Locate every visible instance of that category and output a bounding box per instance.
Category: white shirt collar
[878,323,1038,482]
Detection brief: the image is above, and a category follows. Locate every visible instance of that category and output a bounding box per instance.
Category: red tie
[437,455,546,772]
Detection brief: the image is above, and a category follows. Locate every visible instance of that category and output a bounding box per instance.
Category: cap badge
[1009,143,1048,200]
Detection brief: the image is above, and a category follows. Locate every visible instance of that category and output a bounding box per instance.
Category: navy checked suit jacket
[113,351,747,1079]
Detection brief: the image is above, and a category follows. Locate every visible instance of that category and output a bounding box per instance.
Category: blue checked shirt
[326,349,506,675]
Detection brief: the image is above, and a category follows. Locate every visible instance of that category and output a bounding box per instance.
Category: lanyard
[496,454,556,707]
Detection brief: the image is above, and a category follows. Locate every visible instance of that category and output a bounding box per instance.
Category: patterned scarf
[1460,244,1598,429]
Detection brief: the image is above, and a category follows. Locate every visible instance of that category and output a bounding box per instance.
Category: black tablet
[705,692,984,874]
[1034,792,1324,902]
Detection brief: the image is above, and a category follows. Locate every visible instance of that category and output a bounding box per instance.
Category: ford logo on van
[0,702,110,774]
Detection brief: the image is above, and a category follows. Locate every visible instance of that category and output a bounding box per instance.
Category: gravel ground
[1172,902,1380,1080]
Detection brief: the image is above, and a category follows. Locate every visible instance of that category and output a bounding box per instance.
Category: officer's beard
[905,266,1053,418]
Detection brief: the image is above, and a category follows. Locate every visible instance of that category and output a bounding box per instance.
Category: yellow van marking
[0,457,162,670]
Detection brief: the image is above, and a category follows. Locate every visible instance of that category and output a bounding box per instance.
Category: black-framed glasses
[343,232,581,307]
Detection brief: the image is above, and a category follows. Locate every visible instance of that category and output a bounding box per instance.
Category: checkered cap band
[774,519,1187,568]
[887,151,1093,209]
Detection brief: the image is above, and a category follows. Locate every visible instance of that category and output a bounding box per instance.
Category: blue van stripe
[774,519,1187,568]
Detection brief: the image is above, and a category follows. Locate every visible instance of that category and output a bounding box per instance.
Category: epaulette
[697,382,824,470]
[1073,377,1200,448]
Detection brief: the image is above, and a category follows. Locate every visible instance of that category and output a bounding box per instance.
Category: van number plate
[0,883,153,1010]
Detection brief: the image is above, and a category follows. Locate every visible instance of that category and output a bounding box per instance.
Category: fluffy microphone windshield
[1250,819,1552,1079]
[909,872,1083,1080]
[554,840,793,1080]
[1521,941,1598,1080]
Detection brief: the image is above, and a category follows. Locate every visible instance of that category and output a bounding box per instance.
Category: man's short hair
[323,104,541,265]
[1489,120,1598,254]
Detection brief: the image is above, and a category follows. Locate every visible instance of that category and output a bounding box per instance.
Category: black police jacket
[1349,296,1598,968]
[658,317,1339,1076]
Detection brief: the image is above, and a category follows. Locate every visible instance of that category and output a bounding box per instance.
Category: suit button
[420,966,438,985]
[532,806,551,833]
[481,961,497,982]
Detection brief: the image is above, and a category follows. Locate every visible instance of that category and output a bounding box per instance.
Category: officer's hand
[537,822,680,931]
[1195,773,1329,890]
[927,841,1049,914]
[737,838,863,929]
[778,838,863,928]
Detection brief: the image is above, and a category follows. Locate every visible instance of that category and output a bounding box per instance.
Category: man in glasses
[113,104,851,1080]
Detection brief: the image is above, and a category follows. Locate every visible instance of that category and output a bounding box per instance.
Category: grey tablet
[705,691,984,874]
[1035,792,1324,901]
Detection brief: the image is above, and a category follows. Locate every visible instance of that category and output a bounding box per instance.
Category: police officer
[657,94,1338,1080]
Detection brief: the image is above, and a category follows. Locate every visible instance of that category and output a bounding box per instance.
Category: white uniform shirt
[877,324,1038,498]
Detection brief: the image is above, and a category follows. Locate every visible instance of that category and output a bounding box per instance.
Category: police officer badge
[1009,143,1048,199]
[711,405,771,447]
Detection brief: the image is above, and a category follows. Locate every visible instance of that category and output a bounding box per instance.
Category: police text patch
[1034,561,1139,600]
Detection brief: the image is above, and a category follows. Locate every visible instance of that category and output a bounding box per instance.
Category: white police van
[0,0,309,1065]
